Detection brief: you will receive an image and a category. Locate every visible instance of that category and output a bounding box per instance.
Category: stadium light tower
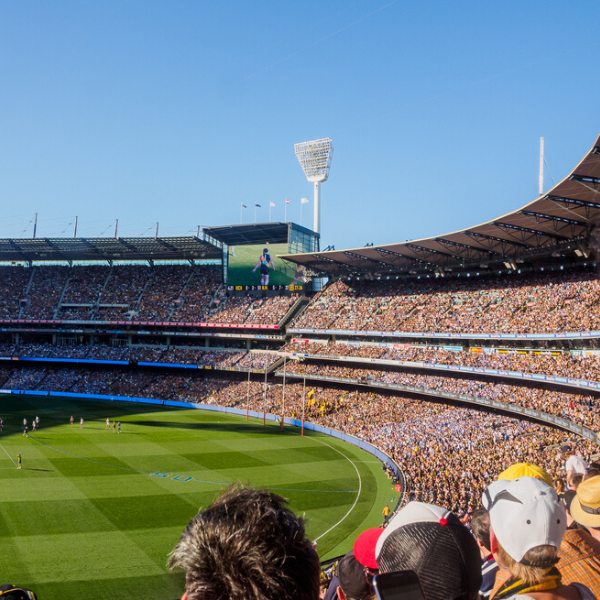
[294,138,333,234]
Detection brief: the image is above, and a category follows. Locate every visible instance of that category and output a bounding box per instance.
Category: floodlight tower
[294,138,333,234]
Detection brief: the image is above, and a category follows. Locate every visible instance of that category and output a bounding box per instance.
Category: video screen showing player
[228,242,296,286]
[253,248,275,285]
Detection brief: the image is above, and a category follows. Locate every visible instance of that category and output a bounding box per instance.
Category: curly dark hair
[168,485,321,600]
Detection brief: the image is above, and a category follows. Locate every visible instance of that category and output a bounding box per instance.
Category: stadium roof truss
[281,133,600,277]
[0,236,223,263]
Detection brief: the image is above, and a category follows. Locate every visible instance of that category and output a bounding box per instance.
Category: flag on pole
[301,197,309,204]
[241,203,247,208]
[285,198,290,204]
[255,203,261,208]
[270,202,275,207]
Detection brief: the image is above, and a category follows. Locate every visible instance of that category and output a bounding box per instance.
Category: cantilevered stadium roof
[282,133,600,277]
[0,236,222,263]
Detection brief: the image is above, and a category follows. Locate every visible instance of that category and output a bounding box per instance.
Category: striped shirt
[481,555,499,599]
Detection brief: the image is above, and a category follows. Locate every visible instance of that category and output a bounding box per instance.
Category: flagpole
[254,205,257,223]
[284,200,287,222]
[269,203,272,222]
[300,198,308,227]
[240,203,243,224]
[263,368,267,426]
[281,355,286,431]
[301,377,306,436]
[246,369,250,421]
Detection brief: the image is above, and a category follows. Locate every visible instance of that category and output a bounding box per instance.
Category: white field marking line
[0,443,17,467]
[311,437,362,543]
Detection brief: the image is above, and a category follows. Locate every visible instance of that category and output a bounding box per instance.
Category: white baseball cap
[483,477,566,565]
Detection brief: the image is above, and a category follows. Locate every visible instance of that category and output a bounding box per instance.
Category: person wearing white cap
[482,477,595,600]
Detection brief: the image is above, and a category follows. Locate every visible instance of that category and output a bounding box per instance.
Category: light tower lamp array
[294,138,333,234]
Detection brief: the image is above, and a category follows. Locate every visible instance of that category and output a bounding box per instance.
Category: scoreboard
[227,284,304,293]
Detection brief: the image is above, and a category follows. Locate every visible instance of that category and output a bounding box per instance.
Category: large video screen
[228,243,301,287]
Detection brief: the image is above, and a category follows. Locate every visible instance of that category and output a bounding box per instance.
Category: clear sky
[0,1,598,250]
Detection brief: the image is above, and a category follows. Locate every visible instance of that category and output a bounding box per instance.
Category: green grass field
[0,395,397,600]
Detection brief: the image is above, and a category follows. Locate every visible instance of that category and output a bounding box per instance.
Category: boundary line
[311,436,362,543]
[0,443,17,467]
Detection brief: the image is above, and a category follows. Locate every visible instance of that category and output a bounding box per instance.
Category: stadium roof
[0,236,222,263]
[282,133,600,277]
[204,222,318,246]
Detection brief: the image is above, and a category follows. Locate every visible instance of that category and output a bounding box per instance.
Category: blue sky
[0,1,598,250]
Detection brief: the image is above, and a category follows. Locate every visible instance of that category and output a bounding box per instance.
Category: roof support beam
[7,239,29,262]
[520,210,589,228]
[342,251,390,269]
[463,231,529,255]
[433,238,501,260]
[494,221,566,241]
[546,195,600,210]
[373,247,435,267]
[545,196,600,224]
[571,174,600,186]
[43,239,70,262]
[156,238,185,258]
[81,239,108,258]
[405,244,456,261]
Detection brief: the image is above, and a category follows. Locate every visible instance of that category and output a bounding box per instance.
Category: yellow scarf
[494,568,561,599]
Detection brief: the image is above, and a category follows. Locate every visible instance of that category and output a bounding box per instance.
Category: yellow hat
[498,463,553,486]
[570,475,600,528]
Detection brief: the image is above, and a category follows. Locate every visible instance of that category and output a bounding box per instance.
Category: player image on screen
[227,242,296,287]
[253,248,275,285]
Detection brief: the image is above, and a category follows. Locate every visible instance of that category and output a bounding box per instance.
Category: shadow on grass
[125,420,284,435]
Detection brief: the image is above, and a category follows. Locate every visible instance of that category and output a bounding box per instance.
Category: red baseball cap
[353,527,384,570]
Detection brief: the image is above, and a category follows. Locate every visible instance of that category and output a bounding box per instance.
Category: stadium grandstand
[2,132,600,598]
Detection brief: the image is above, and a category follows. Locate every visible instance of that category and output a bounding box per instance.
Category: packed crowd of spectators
[281,360,600,429]
[206,294,296,325]
[0,341,279,371]
[0,264,295,326]
[284,341,600,383]
[291,268,600,334]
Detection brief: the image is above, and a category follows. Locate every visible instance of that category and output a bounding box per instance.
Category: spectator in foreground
[556,486,600,597]
[570,474,585,491]
[353,527,383,574]
[470,509,498,599]
[168,485,320,600]
[483,477,594,600]
[375,501,482,600]
[336,551,375,600]
[570,475,600,546]
[498,463,553,487]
